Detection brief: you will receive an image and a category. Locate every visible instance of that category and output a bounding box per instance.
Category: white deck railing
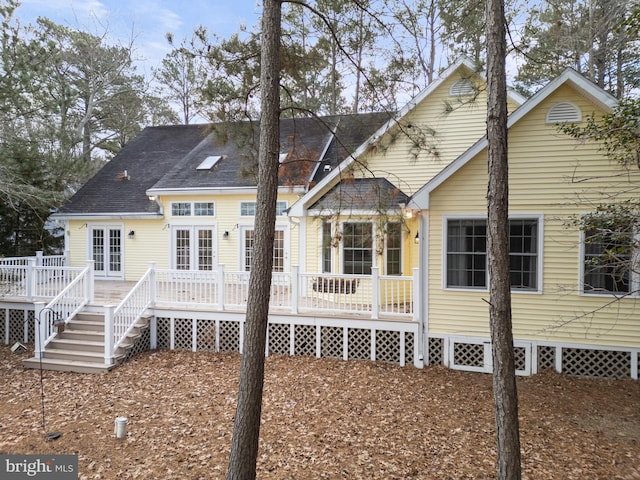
[33,263,94,358]
[105,264,155,366]
[151,265,417,320]
[0,252,70,299]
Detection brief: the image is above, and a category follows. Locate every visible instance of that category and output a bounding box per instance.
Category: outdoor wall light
[223,231,229,238]
[128,230,135,239]
[414,232,419,244]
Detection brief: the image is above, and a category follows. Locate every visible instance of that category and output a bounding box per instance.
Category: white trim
[51,213,162,220]
[197,155,222,170]
[441,214,544,294]
[147,186,305,196]
[238,222,290,272]
[578,223,639,298]
[170,224,218,270]
[546,101,582,124]
[409,68,618,211]
[288,56,524,218]
[307,208,400,217]
[88,223,125,279]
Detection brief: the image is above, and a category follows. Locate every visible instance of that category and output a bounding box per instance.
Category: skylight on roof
[197,155,222,170]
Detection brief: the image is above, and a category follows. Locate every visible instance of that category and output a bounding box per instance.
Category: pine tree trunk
[485,0,522,478]
[226,1,281,478]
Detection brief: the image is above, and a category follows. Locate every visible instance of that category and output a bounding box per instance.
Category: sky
[13,0,262,76]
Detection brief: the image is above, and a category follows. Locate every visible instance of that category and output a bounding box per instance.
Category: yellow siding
[304,215,419,276]
[353,68,510,197]
[66,191,300,281]
[427,84,640,348]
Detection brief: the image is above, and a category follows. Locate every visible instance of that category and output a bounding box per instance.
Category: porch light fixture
[128,230,135,239]
[414,232,419,244]
[223,231,229,239]
[148,195,156,201]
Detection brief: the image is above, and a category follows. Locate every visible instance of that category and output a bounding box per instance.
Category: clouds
[15,0,260,78]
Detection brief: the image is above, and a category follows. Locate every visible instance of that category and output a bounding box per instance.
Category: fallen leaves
[0,347,638,479]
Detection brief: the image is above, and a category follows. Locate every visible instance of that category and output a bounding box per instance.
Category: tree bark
[485,0,522,478]
[226,1,281,479]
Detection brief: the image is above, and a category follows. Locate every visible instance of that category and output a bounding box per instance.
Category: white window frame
[442,214,543,293]
[238,222,290,273]
[579,224,639,297]
[88,223,125,279]
[384,221,403,276]
[170,225,218,271]
[240,201,288,217]
[170,201,215,217]
[340,220,377,275]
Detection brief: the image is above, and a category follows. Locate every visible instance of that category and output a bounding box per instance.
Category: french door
[90,225,123,278]
[171,226,217,270]
[241,226,288,272]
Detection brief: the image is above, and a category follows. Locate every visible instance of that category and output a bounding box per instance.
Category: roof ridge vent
[546,101,582,124]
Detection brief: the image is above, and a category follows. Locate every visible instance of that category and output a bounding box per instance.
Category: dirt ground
[1,345,639,480]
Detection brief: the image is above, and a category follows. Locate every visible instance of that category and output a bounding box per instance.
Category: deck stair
[23,310,150,374]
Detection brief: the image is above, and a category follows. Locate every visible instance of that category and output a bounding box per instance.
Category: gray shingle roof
[309,178,409,212]
[55,113,392,217]
[56,125,210,216]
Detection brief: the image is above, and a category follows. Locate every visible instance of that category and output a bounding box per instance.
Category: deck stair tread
[23,306,151,374]
[23,357,111,374]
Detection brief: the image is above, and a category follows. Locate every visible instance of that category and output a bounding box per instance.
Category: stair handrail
[105,264,155,365]
[33,264,92,358]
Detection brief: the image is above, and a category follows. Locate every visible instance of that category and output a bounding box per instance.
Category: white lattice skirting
[426,335,640,380]
[2,304,639,379]
[150,311,420,368]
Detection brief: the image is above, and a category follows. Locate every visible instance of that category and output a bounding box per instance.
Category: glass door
[90,225,123,278]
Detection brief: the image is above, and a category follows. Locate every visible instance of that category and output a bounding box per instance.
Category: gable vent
[450,78,475,96]
[546,102,582,124]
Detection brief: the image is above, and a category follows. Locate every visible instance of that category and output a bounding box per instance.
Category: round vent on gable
[546,101,582,124]
[450,78,476,96]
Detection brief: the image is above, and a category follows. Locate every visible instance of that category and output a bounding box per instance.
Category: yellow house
[53,115,390,281]
[289,57,524,280]
[9,58,637,378]
[409,68,639,378]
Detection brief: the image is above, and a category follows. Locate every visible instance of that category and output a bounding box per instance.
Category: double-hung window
[445,217,540,291]
[343,222,373,275]
[583,227,632,295]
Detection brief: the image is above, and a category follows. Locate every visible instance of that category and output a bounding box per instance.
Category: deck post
[217,264,225,311]
[150,317,157,350]
[371,267,379,320]
[34,302,45,359]
[148,262,156,307]
[26,258,36,301]
[412,267,420,322]
[86,260,95,304]
[291,266,299,314]
[35,251,43,266]
[104,305,115,366]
